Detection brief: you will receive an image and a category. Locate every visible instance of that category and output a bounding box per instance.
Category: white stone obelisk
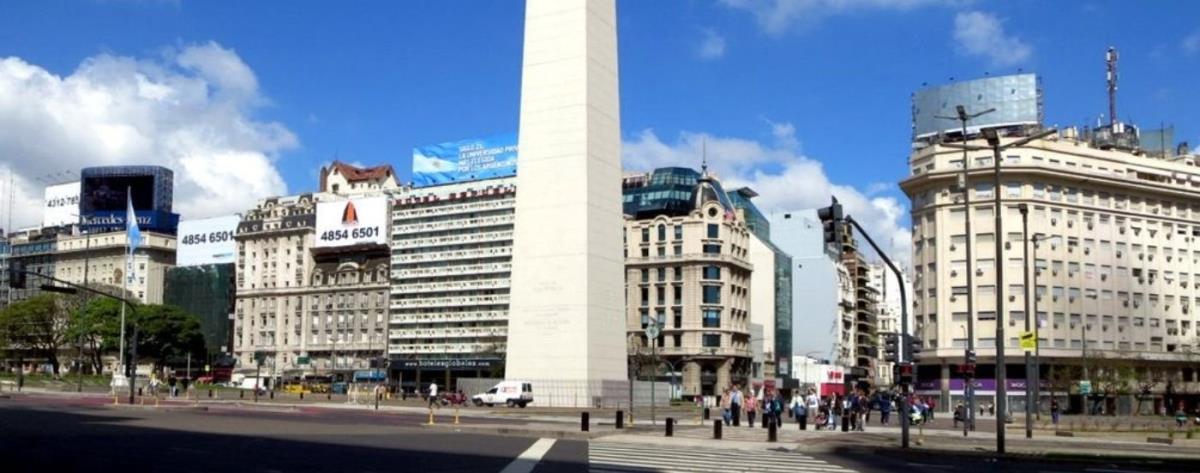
[505,0,626,407]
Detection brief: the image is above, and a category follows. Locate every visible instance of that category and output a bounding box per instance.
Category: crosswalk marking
[588,442,858,473]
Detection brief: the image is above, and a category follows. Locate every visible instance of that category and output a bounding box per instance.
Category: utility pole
[1020,204,1032,439]
[937,105,994,433]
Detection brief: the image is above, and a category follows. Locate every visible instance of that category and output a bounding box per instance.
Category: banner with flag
[126,189,142,284]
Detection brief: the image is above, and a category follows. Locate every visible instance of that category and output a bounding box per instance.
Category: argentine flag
[126,191,142,254]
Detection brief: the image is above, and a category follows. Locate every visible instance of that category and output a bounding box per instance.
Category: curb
[421,423,613,441]
[106,404,209,413]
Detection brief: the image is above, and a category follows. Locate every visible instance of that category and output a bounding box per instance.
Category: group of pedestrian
[716,385,786,428]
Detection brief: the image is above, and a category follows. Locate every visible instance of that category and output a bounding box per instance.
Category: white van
[472,381,533,408]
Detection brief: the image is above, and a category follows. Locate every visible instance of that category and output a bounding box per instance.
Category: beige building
[55,230,176,303]
[233,162,399,378]
[622,168,754,397]
[903,127,1200,407]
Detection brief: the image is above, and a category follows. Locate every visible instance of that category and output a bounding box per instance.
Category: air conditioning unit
[1005,242,1012,250]
[1068,221,1074,228]
[1116,251,1123,257]
[1167,255,1173,262]
[1119,326,1124,332]
[951,270,958,277]
[1134,302,1141,308]
[1053,323,1060,329]
[976,269,984,276]
[1052,218,1058,226]
[1103,326,1108,332]
[1069,272,1075,277]
[1053,270,1059,276]
[950,245,957,251]
[1009,295,1016,302]
[1139,254,1145,260]
[1085,248,1091,255]
[1053,295,1059,301]
[1120,227,1126,234]
[1070,296,1076,302]
[1149,255,1155,261]
[1123,300,1129,307]
[1088,223,1094,230]
[1101,274,1108,281]
[951,296,958,302]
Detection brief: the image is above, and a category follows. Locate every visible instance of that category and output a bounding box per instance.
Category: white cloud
[623,123,911,266]
[953,11,1032,66]
[1183,30,1200,55]
[0,42,295,230]
[697,29,727,60]
[721,0,961,36]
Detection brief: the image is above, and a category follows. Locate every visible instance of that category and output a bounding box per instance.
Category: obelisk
[505,0,626,407]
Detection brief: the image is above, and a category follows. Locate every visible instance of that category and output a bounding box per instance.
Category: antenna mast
[1106,46,1118,128]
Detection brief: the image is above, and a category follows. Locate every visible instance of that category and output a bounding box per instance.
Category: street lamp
[936,105,995,433]
[948,126,1057,454]
[1030,233,1061,424]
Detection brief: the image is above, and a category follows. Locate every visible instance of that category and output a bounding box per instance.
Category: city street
[4,393,1199,472]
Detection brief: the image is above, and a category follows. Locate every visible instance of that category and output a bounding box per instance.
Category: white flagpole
[118,186,131,375]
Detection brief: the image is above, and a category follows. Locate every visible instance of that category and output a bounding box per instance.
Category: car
[472,381,533,408]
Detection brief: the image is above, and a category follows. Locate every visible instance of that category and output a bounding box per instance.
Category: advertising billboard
[42,181,80,228]
[314,196,388,248]
[912,73,1042,139]
[412,133,518,187]
[177,216,240,267]
[81,174,155,212]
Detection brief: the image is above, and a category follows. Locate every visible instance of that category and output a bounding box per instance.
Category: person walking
[168,374,178,398]
[427,381,439,408]
[954,402,965,428]
[745,390,758,428]
[730,385,743,427]
[928,397,937,421]
[855,391,867,431]
[720,388,733,426]
[792,395,808,430]
[1050,399,1060,425]
[879,392,893,425]
[806,389,819,428]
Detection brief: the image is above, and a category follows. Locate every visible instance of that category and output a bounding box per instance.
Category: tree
[130,304,205,371]
[0,294,71,375]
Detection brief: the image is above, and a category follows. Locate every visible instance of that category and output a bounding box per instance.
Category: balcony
[391,246,512,265]
[388,343,498,354]
[393,262,512,279]
[392,229,514,249]
[391,278,510,295]
[392,198,513,220]
[390,294,510,309]
[625,253,752,271]
[390,310,508,325]
[392,214,514,235]
[389,326,507,340]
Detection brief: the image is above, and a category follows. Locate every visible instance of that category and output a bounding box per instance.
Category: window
[702,286,721,304]
[702,265,721,280]
[1006,182,1022,197]
[657,268,666,282]
[640,269,649,283]
[674,225,683,240]
[673,245,682,255]
[641,227,649,242]
[703,309,721,328]
[703,333,721,348]
[657,224,666,241]
[707,224,719,239]
[703,244,721,254]
[640,309,649,328]
[673,266,682,281]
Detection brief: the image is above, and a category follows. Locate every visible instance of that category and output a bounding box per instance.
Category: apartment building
[903,84,1200,410]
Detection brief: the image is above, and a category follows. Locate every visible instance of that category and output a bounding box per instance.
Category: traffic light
[817,197,843,247]
[7,261,25,289]
[907,334,923,362]
[897,362,914,385]
[883,333,899,363]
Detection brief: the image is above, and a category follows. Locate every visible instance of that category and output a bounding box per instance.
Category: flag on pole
[126,189,142,253]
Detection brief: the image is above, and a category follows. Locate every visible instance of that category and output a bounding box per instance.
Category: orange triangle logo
[341,201,358,225]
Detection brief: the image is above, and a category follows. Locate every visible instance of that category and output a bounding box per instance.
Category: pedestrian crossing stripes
[587,442,858,473]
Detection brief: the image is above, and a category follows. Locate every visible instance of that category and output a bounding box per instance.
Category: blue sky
[2,0,1198,260]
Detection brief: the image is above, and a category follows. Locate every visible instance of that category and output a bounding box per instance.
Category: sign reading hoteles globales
[176,216,240,266]
[412,133,518,188]
[43,181,81,228]
[314,196,388,248]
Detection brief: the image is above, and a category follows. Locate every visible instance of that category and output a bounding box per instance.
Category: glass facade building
[164,264,236,354]
[911,73,1043,139]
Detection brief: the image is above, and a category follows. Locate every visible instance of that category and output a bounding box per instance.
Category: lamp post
[1030,233,1060,420]
[936,105,995,433]
[949,126,1057,454]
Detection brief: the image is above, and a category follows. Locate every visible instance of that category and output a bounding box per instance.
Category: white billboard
[43,181,81,227]
[315,196,388,248]
[176,216,240,266]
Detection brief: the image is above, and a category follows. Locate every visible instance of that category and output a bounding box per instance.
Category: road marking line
[499,437,556,473]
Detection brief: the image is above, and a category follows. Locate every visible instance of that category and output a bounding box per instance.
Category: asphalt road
[1,394,1194,473]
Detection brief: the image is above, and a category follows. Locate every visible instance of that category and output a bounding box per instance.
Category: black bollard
[703,407,711,420]
[615,410,624,429]
[799,412,807,431]
[581,412,590,432]
[208,389,213,398]
[300,392,304,400]
[761,414,768,430]
[666,417,674,437]
[240,390,244,399]
[841,413,849,432]
[138,387,143,397]
[270,391,274,400]
[327,392,332,400]
[768,418,778,442]
[375,393,380,411]
[713,420,722,439]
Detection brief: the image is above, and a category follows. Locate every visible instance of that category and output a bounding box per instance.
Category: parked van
[472,381,533,408]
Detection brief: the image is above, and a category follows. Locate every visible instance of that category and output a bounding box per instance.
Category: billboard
[81,209,178,230]
[315,196,388,248]
[42,181,80,227]
[81,174,155,212]
[412,133,517,187]
[912,73,1042,139]
[177,216,240,266]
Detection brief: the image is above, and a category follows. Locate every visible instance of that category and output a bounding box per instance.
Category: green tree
[131,304,206,370]
[0,294,70,375]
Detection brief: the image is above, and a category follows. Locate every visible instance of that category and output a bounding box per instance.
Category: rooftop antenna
[1106,46,1118,128]
[701,138,708,175]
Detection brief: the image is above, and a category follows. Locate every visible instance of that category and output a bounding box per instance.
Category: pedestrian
[168,375,178,397]
[721,388,732,426]
[792,395,808,430]
[806,389,819,428]
[745,391,758,428]
[832,394,844,431]
[180,377,190,398]
[879,392,892,425]
[928,397,937,420]
[855,392,866,431]
[730,385,743,427]
[954,402,965,428]
[1050,399,1061,425]
[427,381,439,408]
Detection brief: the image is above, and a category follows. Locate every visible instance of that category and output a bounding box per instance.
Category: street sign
[297,356,310,365]
[1019,331,1037,352]
[644,323,661,340]
[1079,380,1092,395]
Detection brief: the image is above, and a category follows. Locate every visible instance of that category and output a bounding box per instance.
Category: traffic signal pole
[843,214,911,449]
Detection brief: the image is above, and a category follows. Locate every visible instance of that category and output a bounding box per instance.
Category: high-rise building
[727,187,794,381]
[869,262,912,386]
[387,177,515,389]
[903,73,1200,413]
[622,167,754,397]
